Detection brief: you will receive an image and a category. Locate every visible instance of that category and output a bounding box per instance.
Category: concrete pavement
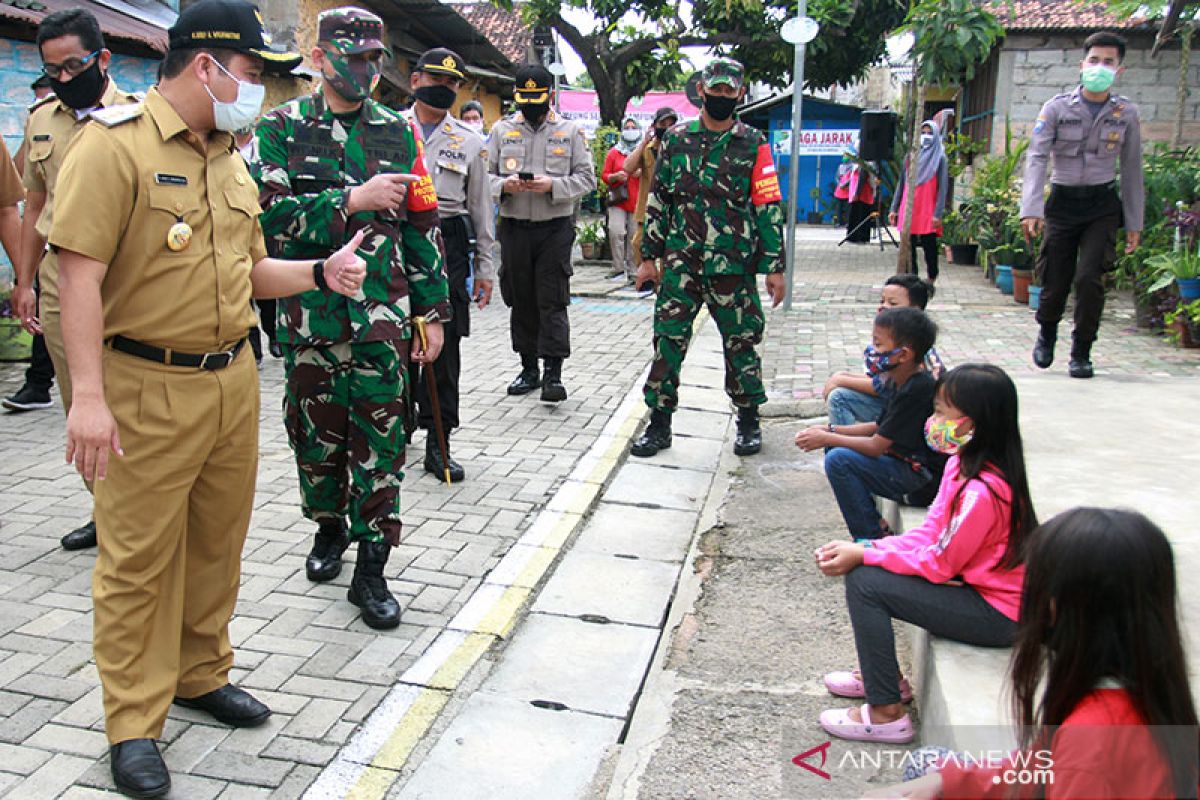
[1,225,1197,798]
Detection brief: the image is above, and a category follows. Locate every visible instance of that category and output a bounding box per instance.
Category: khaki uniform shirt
[406,110,496,281]
[1020,87,1144,231]
[487,109,595,221]
[48,88,265,352]
[0,137,23,207]
[630,138,660,256]
[23,79,141,241]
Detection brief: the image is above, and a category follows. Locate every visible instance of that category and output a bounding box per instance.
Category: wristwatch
[313,259,329,291]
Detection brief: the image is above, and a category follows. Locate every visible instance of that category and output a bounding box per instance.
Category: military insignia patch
[167,220,192,251]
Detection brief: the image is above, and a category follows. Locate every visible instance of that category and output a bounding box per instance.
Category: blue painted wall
[1,39,160,277]
[745,96,864,224]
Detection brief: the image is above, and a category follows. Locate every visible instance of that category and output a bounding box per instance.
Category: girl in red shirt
[869,508,1199,798]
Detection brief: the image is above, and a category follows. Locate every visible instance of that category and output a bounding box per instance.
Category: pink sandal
[823,670,914,703]
[819,703,915,743]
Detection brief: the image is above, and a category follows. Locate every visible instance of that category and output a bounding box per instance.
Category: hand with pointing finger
[348,173,418,214]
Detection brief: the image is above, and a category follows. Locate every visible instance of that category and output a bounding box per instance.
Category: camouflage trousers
[644,266,766,413]
[282,340,409,545]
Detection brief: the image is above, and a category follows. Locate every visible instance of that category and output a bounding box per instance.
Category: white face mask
[463,120,484,133]
[621,128,641,142]
[920,133,934,147]
[204,57,265,133]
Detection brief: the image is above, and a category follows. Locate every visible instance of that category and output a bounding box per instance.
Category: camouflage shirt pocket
[292,157,342,195]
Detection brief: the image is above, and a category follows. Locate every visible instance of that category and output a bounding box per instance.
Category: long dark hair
[937,364,1036,568]
[1011,508,1199,798]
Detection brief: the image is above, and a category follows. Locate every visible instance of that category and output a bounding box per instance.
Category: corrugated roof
[0,0,169,53]
[987,0,1153,33]
[449,1,531,66]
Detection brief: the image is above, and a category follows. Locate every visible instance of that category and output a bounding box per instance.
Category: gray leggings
[845,566,1018,705]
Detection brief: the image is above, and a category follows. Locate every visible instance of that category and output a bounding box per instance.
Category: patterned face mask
[323,50,381,102]
[924,415,974,455]
[863,345,904,376]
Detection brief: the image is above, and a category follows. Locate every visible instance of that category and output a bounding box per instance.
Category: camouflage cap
[318,7,388,55]
[702,57,745,90]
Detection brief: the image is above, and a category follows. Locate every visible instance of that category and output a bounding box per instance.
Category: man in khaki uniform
[405,47,496,481]
[624,105,679,267]
[9,8,140,550]
[50,1,363,795]
[487,64,595,403]
[0,137,21,267]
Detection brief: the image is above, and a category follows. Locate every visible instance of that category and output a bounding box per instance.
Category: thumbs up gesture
[326,229,368,297]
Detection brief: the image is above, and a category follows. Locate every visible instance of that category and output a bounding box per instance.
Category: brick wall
[993,33,1200,151]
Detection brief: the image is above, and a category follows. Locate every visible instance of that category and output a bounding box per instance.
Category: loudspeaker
[859,110,896,161]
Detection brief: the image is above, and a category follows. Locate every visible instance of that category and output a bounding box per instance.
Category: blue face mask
[863,345,904,376]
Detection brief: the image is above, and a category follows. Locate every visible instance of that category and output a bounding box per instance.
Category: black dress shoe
[61,520,97,551]
[306,520,349,582]
[630,410,672,457]
[110,739,170,798]
[173,684,271,727]
[1068,359,1094,379]
[1032,329,1056,369]
[540,357,567,402]
[733,408,762,456]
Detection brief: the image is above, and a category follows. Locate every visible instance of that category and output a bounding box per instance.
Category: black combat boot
[348,541,402,629]
[306,519,349,582]
[631,409,672,457]
[507,353,541,395]
[424,432,465,482]
[1068,336,1094,379]
[540,357,567,402]
[1032,325,1056,369]
[733,406,762,456]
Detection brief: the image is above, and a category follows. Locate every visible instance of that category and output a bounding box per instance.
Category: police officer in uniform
[488,65,595,402]
[405,48,496,482]
[1022,31,1144,379]
[49,2,364,794]
[8,9,140,549]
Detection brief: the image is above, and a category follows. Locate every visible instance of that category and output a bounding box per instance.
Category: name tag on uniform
[32,134,51,142]
[155,173,189,186]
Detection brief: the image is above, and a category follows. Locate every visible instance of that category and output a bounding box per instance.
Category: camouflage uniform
[254,87,448,545]
[640,60,784,414]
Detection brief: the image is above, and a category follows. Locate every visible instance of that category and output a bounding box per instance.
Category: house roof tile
[449,2,531,65]
[988,0,1153,33]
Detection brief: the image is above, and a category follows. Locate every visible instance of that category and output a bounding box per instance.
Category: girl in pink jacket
[813,364,1038,743]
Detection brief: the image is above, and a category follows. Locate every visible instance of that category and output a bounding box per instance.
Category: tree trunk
[1175,26,1192,150]
[897,74,924,274]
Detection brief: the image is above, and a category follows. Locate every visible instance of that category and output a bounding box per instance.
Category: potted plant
[806,186,824,225]
[1028,272,1043,311]
[1164,298,1200,348]
[942,203,980,265]
[1145,248,1200,300]
[578,221,602,260]
[0,287,33,362]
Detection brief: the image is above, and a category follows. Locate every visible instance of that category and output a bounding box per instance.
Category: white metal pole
[783,0,807,311]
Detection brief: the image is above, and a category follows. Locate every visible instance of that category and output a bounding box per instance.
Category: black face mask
[414,84,457,111]
[653,126,667,140]
[50,59,106,110]
[702,92,737,122]
[522,102,549,126]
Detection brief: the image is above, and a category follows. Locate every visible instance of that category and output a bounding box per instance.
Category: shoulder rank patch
[89,104,144,127]
[1032,118,1046,134]
[28,94,56,113]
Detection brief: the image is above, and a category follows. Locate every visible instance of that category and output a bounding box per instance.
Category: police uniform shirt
[0,137,23,207]
[487,109,595,222]
[48,88,265,352]
[406,110,496,281]
[23,78,141,241]
[1020,87,1144,231]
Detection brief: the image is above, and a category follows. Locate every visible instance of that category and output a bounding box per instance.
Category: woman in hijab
[836,145,876,244]
[602,117,644,281]
[889,120,949,281]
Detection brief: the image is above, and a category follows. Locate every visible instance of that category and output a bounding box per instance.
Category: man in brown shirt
[0,137,21,268]
[50,1,363,795]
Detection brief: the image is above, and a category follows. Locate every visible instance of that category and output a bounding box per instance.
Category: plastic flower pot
[1178,278,1200,301]
[1029,285,1042,311]
[949,244,978,265]
[995,264,1014,295]
[1012,268,1033,304]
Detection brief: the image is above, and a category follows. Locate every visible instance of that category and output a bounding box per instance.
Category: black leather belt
[502,216,570,229]
[1051,182,1116,199]
[107,335,246,370]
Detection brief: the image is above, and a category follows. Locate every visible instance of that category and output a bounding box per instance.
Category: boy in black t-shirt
[796,308,942,539]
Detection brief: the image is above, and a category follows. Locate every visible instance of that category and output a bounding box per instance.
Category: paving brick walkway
[0,224,1196,798]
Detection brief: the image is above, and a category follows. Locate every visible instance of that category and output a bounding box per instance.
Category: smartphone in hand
[518,172,535,182]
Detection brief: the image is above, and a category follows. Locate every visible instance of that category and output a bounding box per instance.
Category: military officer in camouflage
[254,7,450,630]
[632,57,786,458]
[488,64,595,402]
[405,47,496,482]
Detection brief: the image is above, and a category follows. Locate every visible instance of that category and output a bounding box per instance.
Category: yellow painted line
[514,545,559,588]
[345,765,402,800]
[370,688,451,771]
[475,584,532,637]
[427,632,494,690]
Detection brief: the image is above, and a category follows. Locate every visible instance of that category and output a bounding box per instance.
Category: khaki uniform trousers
[93,344,259,744]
